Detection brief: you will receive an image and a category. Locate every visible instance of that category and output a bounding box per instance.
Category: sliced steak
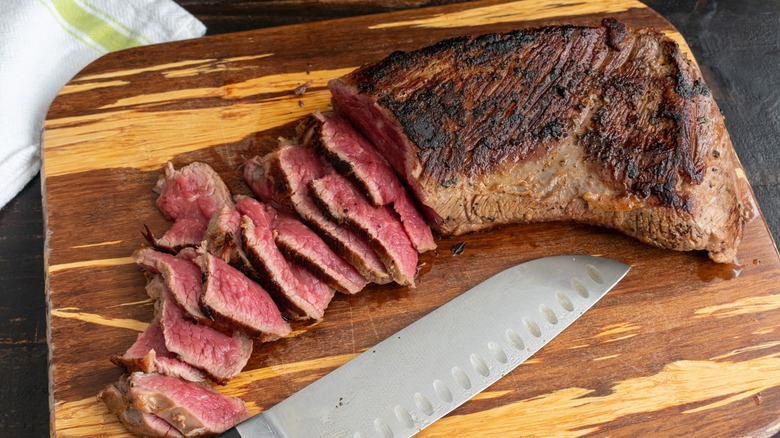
[99,377,186,438]
[236,196,333,320]
[134,247,206,322]
[392,188,437,253]
[307,112,436,253]
[243,148,391,284]
[111,312,206,383]
[196,252,291,341]
[309,173,418,287]
[310,111,403,206]
[100,372,248,437]
[328,20,754,263]
[145,161,234,252]
[288,259,336,312]
[158,283,252,385]
[204,206,251,271]
[273,208,368,294]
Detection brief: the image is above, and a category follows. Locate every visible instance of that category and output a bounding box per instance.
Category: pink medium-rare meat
[196,252,291,341]
[272,208,368,294]
[111,310,206,383]
[309,173,418,287]
[100,372,248,437]
[309,111,403,206]
[134,247,206,322]
[158,285,252,385]
[329,19,755,263]
[145,161,234,252]
[243,148,391,284]
[236,196,334,320]
[305,112,436,253]
[288,259,336,311]
[392,188,437,253]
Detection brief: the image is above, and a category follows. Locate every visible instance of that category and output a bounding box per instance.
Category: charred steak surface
[330,19,754,263]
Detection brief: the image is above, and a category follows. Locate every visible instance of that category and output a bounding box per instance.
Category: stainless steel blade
[224,255,630,438]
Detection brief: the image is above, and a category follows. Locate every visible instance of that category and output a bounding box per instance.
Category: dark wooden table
[1,1,778,436]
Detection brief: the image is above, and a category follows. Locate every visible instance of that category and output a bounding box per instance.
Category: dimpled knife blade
[220,255,630,438]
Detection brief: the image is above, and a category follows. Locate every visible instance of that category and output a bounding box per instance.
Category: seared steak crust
[330,19,754,262]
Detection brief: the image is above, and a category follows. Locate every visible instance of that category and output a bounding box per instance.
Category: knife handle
[218,429,243,438]
[218,413,279,438]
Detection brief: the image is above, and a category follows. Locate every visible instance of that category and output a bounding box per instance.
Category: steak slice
[236,196,333,320]
[273,208,368,294]
[392,188,437,253]
[243,148,390,284]
[100,372,248,437]
[158,283,253,385]
[196,252,291,341]
[309,173,418,287]
[145,161,234,252]
[204,206,252,273]
[111,310,206,383]
[329,19,754,263]
[307,112,436,253]
[310,111,403,206]
[99,377,186,438]
[134,247,206,322]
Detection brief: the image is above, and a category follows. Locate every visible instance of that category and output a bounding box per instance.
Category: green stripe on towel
[45,0,145,52]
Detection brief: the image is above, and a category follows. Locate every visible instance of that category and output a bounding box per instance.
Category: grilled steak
[111,311,206,383]
[236,196,334,320]
[204,205,255,276]
[196,252,291,341]
[309,173,418,286]
[392,188,437,253]
[243,147,391,283]
[305,112,436,253]
[272,209,368,294]
[158,282,253,384]
[145,162,234,252]
[329,19,754,263]
[99,376,186,438]
[134,247,207,322]
[100,372,248,437]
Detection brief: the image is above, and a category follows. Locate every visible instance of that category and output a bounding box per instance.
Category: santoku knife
[220,254,630,438]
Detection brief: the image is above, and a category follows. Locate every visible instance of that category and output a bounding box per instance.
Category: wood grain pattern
[42,0,780,436]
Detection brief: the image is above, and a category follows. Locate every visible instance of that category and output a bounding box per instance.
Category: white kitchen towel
[0,0,206,209]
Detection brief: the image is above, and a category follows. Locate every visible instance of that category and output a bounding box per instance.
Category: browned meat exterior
[204,205,257,280]
[99,377,186,438]
[329,19,754,263]
[100,372,248,437]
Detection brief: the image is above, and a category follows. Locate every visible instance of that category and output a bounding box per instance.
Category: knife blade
[220,255,630,438]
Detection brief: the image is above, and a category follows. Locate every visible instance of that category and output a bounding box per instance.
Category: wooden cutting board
[42,0,780,436]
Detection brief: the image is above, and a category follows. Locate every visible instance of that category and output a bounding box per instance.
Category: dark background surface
[1,0,778,435]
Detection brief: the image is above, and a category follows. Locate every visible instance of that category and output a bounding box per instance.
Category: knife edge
[222,255,630,438]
